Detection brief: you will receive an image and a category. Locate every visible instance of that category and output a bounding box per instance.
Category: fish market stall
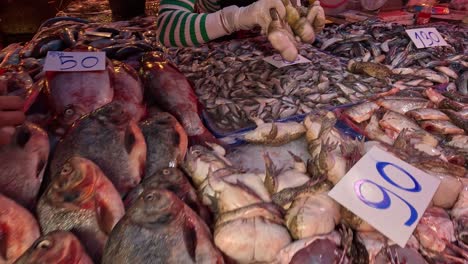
[0,0,468,263]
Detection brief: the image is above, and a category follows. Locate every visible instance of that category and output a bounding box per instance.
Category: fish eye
[36,239,52,249]
[145,193,155,201]
[64,107,75,116]
[162,169,170,175]
[60,163,73,176]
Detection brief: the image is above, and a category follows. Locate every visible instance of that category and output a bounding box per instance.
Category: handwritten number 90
[59,55,99,70]
[354,162,421,227]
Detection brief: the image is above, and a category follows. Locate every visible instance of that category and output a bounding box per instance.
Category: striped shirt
[157,0,229,47]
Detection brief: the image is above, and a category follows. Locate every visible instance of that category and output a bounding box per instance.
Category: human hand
[0,96,26,128]
[221,0,287,34]
[306,0,326,33]
[267,8,298,62]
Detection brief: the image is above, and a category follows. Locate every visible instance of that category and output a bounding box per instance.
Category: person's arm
[157,0,290,48]
[157,0,228,47]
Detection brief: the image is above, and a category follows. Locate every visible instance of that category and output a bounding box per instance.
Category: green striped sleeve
[197,0,221,12]
[160,0,195,11]
[157,0,224,47]
[204,0,218,12]
[169,11,184,46]
[179,12,191,47]
[188,14,200,46]
[199,14,210,43]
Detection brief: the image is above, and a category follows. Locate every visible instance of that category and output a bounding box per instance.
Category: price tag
[263,54,311,68]
[328,146,440,247]
[44,51,106,72]
[405,28,448,49]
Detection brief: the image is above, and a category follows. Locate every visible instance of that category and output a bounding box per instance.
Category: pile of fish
[179,107,468,263]
[0,15,162,76]
[4,45,466,262]
[170,31,467,134]
[340,87,468,168]
[0,34,225,262]
[170,36,394,134]
[58,0,160,23]
[316,19,468,95]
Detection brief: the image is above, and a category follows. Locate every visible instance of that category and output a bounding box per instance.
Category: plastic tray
[203,102,365,146]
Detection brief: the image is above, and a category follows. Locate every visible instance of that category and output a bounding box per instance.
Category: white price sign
[263,54,311,68]
[44,51,106,72]
[405,28,448,49]
[328,146,440,247]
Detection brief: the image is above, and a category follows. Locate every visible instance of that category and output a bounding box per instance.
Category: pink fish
[140,52,218,146]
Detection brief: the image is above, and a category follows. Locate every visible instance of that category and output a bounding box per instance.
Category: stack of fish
[0,48,227,263]
[170,25,467,135]
[0,15,162,75]
[340,87,468,168]
[179,107,468,263]
[170,36,398,134]
[316,19,468,95]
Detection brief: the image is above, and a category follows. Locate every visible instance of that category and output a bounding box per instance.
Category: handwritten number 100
[354,162,421,227]
[414,30,441,48]
[59,56,99,70]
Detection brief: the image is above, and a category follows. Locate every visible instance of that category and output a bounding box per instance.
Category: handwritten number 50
[58,56,99,70]
[354,162,421,227]
[59,56,77,70]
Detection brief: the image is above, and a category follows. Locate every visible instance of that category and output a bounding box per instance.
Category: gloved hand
[220,0,287,34]
[267,8,298,62]
[0,96,26,128]
[306,0,326,33]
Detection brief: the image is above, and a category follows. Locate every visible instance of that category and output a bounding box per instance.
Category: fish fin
[188,130,225,149]
[318,113,337,138]
[288,151,303,163]
[184,198,201,219]
[95,194,123,235]
[183,218,197,262]
[122,186,144,210]
[263,152,278,195]
[306,159,317,179]
[36,158,47,180]
[205,142,226,157]
[124,126,136,154]
[266,123,278,140]
[340,140,364,170]
[174,121,188,160]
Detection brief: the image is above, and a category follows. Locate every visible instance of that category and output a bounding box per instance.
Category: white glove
[268,8,298,62]
[306,0,326,33]
[220,0,287,34]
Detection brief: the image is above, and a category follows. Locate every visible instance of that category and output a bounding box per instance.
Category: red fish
[45,60,114,132]
[140,52,218,146]
[0,193,41,263]
[112,60,145,121]
[0,122,49,210]
[38,156,125,262]
[13,231,93,264]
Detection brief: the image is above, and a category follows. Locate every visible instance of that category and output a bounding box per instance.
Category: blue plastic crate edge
[202,101,365,146]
